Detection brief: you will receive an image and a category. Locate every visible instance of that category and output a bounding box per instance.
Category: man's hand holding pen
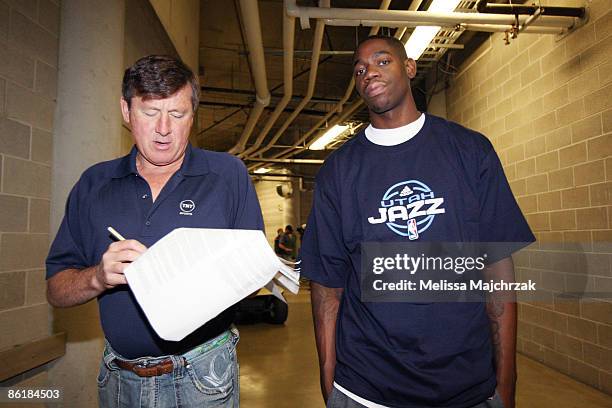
[92,227,147,291]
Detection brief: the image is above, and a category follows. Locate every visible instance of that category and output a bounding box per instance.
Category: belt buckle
[134,359,169,377]
[135,360,152,369]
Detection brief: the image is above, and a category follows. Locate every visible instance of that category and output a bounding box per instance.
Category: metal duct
[246,0,329,159]
[239,8,296,158]
[227,0,271,155]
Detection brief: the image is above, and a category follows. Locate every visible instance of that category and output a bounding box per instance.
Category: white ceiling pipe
[227,0,271,155]
[285,1,577,28]
[239,10,295,158]
[323,19,566,34]
[248,0,329,159]
[460,23,565,34]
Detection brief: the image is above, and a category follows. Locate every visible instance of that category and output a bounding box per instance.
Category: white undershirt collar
[364,113,425,146]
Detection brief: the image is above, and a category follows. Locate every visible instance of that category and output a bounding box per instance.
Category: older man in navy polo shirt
[46,55,263,407]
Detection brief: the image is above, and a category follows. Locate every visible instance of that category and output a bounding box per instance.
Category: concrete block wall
[445,1,611,394]
[0,0,59,391]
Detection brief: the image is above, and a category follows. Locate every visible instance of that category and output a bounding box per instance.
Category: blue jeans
[326,387,505,408]
[98,328,239,407]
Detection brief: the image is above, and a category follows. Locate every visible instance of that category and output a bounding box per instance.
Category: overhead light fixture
[253,167,272,174]
[309,124,350,150]
[404,0,461,60]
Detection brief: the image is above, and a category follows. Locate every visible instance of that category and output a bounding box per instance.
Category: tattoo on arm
[311,282,343,401]
[312,284,342,325]
[484,257,518,408]
[486,296,505,365]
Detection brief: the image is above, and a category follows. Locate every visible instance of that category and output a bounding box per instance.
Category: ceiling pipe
[476,0,585,18]
[323,19,566,34]
[228,0,271,155]
[461,23,564,34]
[285,3,579,28]
[239,5,296,158]
[519,7,544,33]
[246,0,329,159]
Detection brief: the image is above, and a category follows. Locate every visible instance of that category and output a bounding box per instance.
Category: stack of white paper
[124,228,300,341]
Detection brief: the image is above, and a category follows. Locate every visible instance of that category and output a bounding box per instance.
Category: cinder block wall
[0,0,59,391]
[445,1,611,394]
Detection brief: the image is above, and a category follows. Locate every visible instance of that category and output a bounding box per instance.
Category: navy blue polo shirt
[301,115,535,407]
[47,144,264,358]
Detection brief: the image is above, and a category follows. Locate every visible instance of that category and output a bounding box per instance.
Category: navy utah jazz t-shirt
[301,114,534,408]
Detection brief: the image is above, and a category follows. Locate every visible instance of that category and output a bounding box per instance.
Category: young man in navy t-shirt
[301,36,534,408]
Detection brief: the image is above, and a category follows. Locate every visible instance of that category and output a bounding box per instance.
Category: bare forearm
[489,300,517,400]
[47,239,146,308]
[310,281,343,402]
[47,267,104,308]
[485,257,517,408]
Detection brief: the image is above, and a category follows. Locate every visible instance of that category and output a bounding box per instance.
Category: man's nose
[364,65,380,81]
[156,115,171,136]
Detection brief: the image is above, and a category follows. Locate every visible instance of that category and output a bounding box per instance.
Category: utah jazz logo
[367,180,445,239]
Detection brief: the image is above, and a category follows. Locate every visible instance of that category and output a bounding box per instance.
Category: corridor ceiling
[195,0,580,175]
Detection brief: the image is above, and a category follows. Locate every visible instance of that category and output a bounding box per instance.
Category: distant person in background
[274,228,284,256]
[278,225,296,260]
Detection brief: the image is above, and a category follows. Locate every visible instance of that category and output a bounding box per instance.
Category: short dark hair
[122,55,200,112]
[354,35,409,62]
[285,225,293,233]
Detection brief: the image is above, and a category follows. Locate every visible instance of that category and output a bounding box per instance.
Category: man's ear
[120,98,131,123]
[404,58,417,80]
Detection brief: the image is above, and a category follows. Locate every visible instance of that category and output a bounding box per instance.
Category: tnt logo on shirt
[367,180,445,238]
[179,200,195,216]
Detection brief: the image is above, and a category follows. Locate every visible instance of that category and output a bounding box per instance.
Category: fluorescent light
[253,167,272,174]
[404,0,461,60]
[309,124,350,150]
[405,26,441,60]
[428,0,461,13]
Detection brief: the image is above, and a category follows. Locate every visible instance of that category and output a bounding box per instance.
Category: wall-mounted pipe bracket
[555,4,590,42]
[476,0,585,18]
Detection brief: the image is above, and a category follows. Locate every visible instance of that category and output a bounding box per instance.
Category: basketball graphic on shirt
[367,180,445,238]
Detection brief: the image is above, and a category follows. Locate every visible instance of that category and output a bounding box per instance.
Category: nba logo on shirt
[407,219,419,240]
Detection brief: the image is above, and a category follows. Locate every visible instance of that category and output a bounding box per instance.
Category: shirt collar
[112,144,210,178]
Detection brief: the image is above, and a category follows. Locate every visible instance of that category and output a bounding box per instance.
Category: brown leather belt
[115,358,181,377]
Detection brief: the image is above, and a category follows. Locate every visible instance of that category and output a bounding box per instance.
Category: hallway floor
[236,291,611,408]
